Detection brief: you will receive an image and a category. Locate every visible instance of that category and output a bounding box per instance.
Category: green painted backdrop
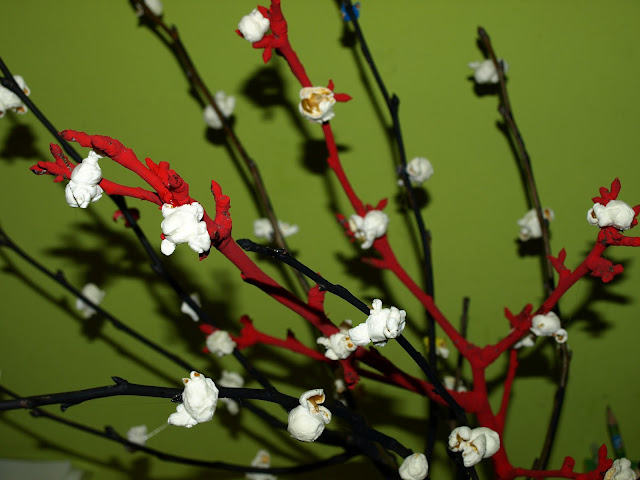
[1,1,639,479]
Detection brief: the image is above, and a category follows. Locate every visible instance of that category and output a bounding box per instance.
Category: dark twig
[0,378,414,460]
[237,239,471,427]
[476,27,571,472]
[0,225,197,373]
[0,384,357,473]
[130,1,309,295]
[339,1,439,459]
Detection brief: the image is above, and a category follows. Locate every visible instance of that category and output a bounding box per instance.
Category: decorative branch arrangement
[1,2,638,479]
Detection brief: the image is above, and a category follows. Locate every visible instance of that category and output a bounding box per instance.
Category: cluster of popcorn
[203,91,235,130]
[206,330,237,357]
[287,389,331,442]
[238,9,270,43]
[448,426,500,467]
[75,283,106,319]
[348,299,406,347]
[217,370,244,415]
[253,218,299,241]
[65,151,104,208]
[399,453,429,480]
[530,311,567,344]
[348,210,389,249]
[399,157,434,186]
[0,74,30,117]
[468,59,509,85]
[587,200,635,231]
[160,202,211,256]
[517,208,554,241]
[246,449,277,480]
[317,320,357,360]
[168,371,218,428]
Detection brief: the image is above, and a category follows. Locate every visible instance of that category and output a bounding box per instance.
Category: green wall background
[1,1,639,479]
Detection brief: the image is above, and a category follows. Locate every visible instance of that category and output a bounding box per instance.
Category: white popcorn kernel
[180,292,201,321]
[65,151,104,208]
[160,202,211,256]
[317,320,356,360]
[75,283,106,319]
[253,218,299,241]
[448,426,500,467]
[0,75,30,117]
[168,371,218,428]
[552,328,568,344]
[218,370,244,415]
[299,87,336,123]
[203,91,236,129]
[135,0,163,16]
[468,59,509,84]
[530,311,561,337]
[513,334,535,349]
[517,208,554,241]
[399,453,429,480]
[399,157,434,186]
[126,425,148,446]
[348,210,389,249]
[238,9,270,43]
[587,200,635,231]
[348,299,406,347]
[287,389,331,442]
[604,458,636,480]
[206,330,237,357]
[246,449,277,480]
[442,376,468,393]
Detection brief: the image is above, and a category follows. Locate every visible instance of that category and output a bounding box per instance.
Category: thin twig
[339,4,439,459]
[131,1,309,295]
[476,27,572,472]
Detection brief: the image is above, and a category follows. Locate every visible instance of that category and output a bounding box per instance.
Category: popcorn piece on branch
[517,208,554,241]
[530,311,568,344]
[75,283,105,319]
[65,151,104,208]
[160,202,212,256]
[206,330,237,357]
[604,458,636,480]
[203,91,236,129]
[587,200,636,231]
[298,86,337,123]
[0,75,30,117]
[253,218,299,241]
[246,449,277,480]
[399,453,429,480]
[126,425,148,446]
[317,320,357,360]
[348,299,406,347]
[348,210,389,249]
[135,0,163,17]
[180,292,201,321]
[399,157,434,186]
[468,59,508,84]
[287,389,331,442]
[448,426,500,467]
[237,8,270,43]
[168,371,218,428]
[217,370,244,415]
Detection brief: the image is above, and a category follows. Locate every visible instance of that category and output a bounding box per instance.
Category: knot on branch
[209,180,232,245]
[586,256,623,283]
[548,249,570,278]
